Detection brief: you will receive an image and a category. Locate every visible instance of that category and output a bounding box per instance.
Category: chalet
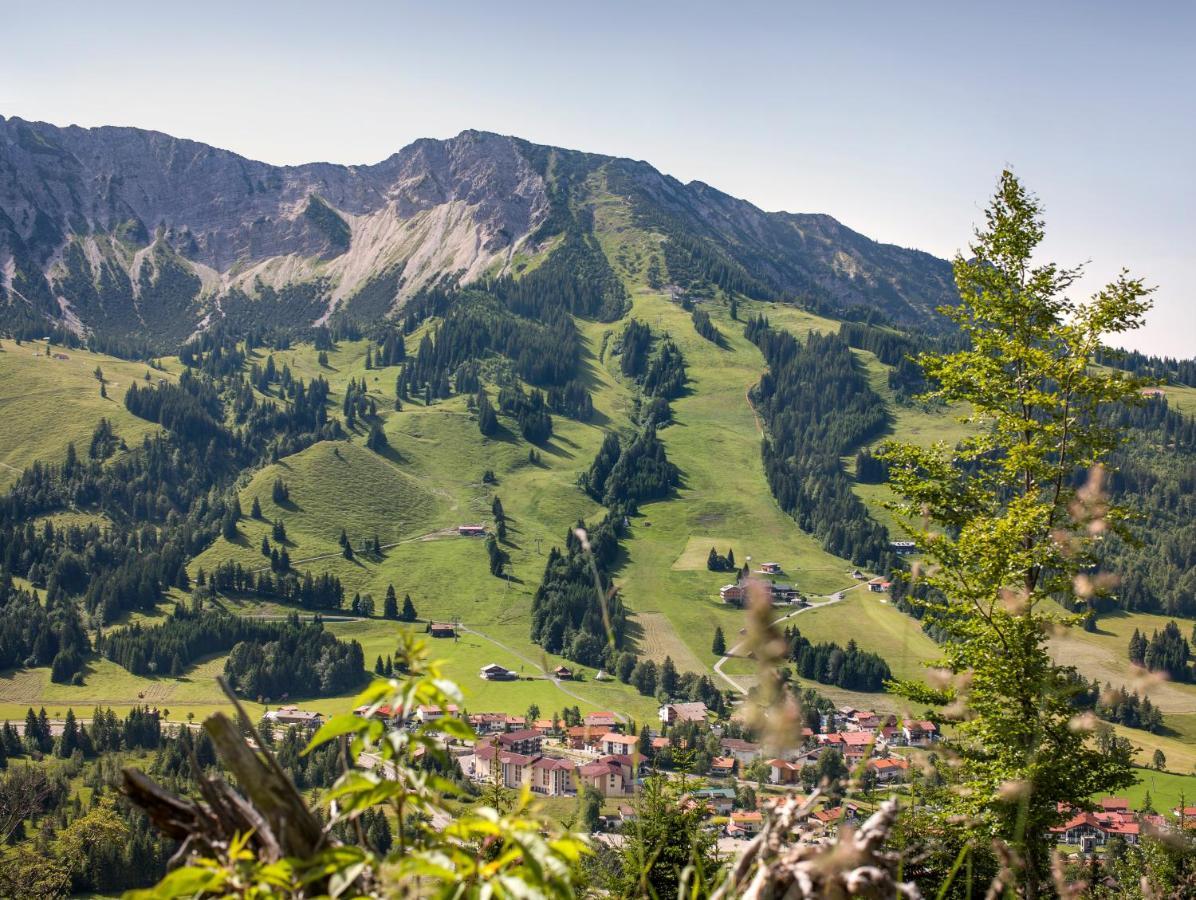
[601,732,639,756]
[867,577,889,593]
[719,737,762,764]
[902,720,939,747]
[846,710,880,732]
[552,665,573,680]
[720,584,745,605]
[529,756,576,796]
[759,562,783,575]
[728,810,763,837]
[819,731,876,764]
[457,524,486,536]
[428,622,457,638]
[584,711,619,730]
[496,729,543,755]
[1140,387,1166,398]
[767,758,801,785]
[265,706,323,729]
[354,703,404,723]
[867,757,910,784]
[710,756,736,777]
[416,704,459,723]
[617,804,638,826]
[1050,811,1140,848]
[578,755,636,797]
[650,736,671,753]
[504,715,527,729]
[566,725,602,751]
[812,804,861,832]
[531,718,555,735]
[769,582,800,603]
[468,712,509,734]
[850,569,866,580]
[659,702,709,725]
[479,663,517,681]
[889,540,917,555]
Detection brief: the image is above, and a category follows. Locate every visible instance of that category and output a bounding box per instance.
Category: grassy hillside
[0,214,1192,806]
[0,339,169,487]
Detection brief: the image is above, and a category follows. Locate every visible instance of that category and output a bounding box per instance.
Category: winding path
[711,581,869,695]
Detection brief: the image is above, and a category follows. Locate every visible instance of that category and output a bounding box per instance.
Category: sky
[3,1,1192,355]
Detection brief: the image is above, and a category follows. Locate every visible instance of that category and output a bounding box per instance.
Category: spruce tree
[400,594,416,622]
[384,585,398,619]
[712,627,726,657]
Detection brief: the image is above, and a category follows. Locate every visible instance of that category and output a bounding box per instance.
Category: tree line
[746,316,893,569]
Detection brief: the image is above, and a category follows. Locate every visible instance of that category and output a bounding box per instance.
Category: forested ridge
[746,316,892,568]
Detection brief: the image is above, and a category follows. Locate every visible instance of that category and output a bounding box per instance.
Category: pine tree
[660,656,677,696]
[384,585,398,619]
[400,594,417,622]
[712,627,726,657]
[251,496,262,519]
[261,535,271,556]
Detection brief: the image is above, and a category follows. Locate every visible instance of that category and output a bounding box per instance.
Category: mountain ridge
[0,115,956,342]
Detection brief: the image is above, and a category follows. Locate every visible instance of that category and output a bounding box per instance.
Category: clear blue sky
[3,1,1192,355]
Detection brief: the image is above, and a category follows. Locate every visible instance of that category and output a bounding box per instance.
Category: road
[711,581,869,694]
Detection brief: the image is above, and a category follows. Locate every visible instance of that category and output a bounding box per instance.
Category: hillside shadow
[539,439,575,460]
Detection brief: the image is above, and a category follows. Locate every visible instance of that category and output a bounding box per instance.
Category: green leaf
[304,713,369,754]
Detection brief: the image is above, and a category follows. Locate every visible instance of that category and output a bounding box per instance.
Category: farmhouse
[457,524,486,536]
[659,702,709,725]
[867,757,910,784]
[428,622,457,638]
[719,583,745,605]
[719,737,762,764]
[264,706,323,729]
[867,577,891,593]
[566,725,603,752]
[479,663,517,681]
[710,756,736,777]
[767,758,801,785]
[552,665,573,680]
[759,562,783,574]
[584,711,619,730]
[902,720,939,746]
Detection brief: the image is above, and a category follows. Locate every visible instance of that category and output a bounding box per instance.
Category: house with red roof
[496,729,543,755]
[728,810,764,837]
[578,755,636,796]
[529,756,576,797]
[584,711,619,730]
[710,756,736,777]
[902,720,939,747]
[601,732,639,756]
[767,758,801,785]
[867,757,910,784]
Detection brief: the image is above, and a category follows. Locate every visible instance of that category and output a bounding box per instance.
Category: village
[256,548,1195,857]
[261,696,1196,854]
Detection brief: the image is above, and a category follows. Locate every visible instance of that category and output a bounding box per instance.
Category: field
[0,339,170,487]
[1,212,1193,810]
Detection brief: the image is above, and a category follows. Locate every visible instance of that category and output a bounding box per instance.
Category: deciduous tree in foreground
[881,170,1150,897]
